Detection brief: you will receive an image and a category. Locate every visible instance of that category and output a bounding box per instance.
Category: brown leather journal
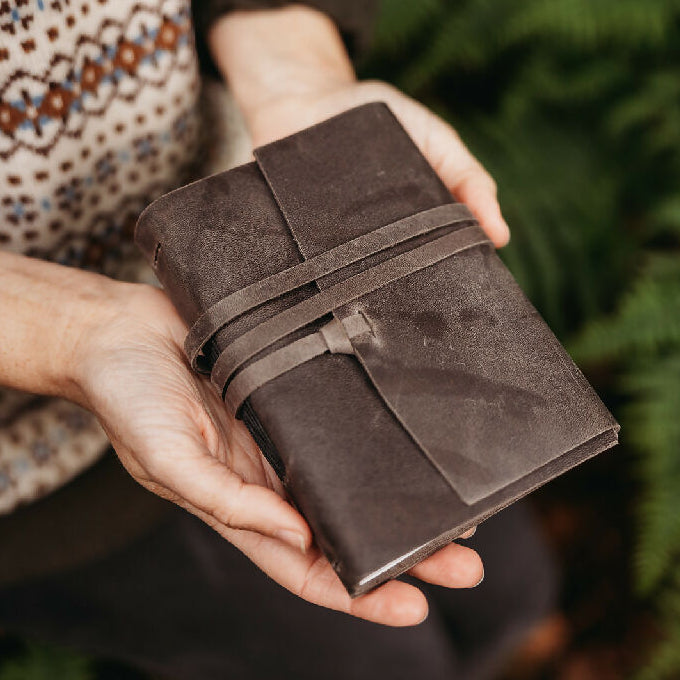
[135,103,619,597]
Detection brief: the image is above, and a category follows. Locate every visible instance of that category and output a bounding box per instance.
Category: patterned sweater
[0,0,376,515]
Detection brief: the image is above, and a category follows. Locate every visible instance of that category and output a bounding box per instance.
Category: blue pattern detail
[12,458,30,474]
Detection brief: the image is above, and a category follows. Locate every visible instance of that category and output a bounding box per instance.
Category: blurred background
[368,1,680,677]
[2,0,679,678]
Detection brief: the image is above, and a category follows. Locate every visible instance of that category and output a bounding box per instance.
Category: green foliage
[0,642,93,680]
[363,1,680,677]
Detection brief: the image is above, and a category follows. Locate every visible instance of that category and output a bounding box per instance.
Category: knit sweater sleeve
[191,0,379,76]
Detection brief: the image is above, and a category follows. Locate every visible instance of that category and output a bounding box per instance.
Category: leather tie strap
[185,203,476,372]
[211,224,491,397]
[224,314,371,416]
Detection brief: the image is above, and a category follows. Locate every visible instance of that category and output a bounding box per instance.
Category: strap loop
[225,314,371,416]
[185,203,476,371]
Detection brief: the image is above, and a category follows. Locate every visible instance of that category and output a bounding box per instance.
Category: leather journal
[135,103,619,597]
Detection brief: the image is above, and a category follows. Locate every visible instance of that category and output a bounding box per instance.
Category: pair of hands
[74,80,507,627]
[71,9,510,627]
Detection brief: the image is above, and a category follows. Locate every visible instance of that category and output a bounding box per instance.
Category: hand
[210,6,510,248]
[71,282,482,627]
[247,80,510,247]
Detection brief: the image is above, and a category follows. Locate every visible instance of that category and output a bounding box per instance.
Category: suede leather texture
[135,103,619,596]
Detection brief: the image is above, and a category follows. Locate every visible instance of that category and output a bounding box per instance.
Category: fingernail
[275,529,307,554]
[474,568,485,587]
[416,609,429,625]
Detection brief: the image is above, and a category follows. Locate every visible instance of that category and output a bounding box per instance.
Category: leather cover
[135,103,619,597]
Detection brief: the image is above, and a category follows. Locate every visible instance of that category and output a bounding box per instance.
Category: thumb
[420,112,510,247]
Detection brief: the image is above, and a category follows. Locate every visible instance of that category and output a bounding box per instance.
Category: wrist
[0,251,129,405]
[208,5,355,129]
[55,275,133,406]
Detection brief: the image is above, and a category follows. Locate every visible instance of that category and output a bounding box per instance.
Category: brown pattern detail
[114,36,148,75]
[47,26,59,41]
[43,82,77,120]
[80,56,107,95]
[0,0,33,35]
[0,1,195,160]
[20,38,35,53]
[7,174,20,185]
[35,170,49,181]
[0,100,24,132]
[0,48,9,61]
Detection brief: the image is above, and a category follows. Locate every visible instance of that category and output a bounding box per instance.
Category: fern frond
[624,356,680,593]
[570,255,680,361]
[505,0,680,49]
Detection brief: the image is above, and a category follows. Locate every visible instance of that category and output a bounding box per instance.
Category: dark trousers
[0,453,557,679]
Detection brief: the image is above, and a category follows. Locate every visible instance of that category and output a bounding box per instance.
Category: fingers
[187,500,480,626]
[224,529,430,627]
[459,526,477,539]
[348,580,429,626]
[419,112,510,248]
[408,542,484,588]
[454,166,510,248]
[147,440,312,552]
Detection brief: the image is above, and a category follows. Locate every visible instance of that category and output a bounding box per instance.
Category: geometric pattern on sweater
[0,0,193,159]
[2,106,199,270]
[0,0,201,265]
[0,0,205,514]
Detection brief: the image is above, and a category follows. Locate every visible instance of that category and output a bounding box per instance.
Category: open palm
[75,283,483,627]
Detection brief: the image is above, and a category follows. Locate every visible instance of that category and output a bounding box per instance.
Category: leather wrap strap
[211,224,490,397]
[225,314,371,416]
[185,203,476,372]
